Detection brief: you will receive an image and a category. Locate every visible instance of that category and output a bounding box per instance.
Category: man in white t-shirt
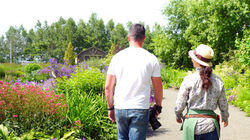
[105,24,163,140]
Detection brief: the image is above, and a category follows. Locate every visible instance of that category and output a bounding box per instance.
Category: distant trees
[0,13,133,63]
[2,0,247,68]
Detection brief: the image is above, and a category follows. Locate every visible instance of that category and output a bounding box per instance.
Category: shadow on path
[147,127,168,138]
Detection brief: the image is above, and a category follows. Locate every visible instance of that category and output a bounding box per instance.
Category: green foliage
[63,91,117,139]
[103,44,115,65]
[56,68,104,95]
[214,61,250,116]
[64,42,76,65]
[23,63,41,74]
[235,26,250,66]
[5,26,27,63]
[0,66,5,78]
[161,67,188,88]
[230,86,250,117]
[110,23,128,48]
[0,125,80,140]
[161,0,249,67]
[22,63,48,82]
[84,58,106,71]
[0,63,23,82]
[55,68,116,139]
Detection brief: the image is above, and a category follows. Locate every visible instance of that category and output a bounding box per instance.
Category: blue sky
[0,0,169,35]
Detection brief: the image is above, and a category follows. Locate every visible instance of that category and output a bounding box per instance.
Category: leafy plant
[0,81,67,135]
[63,91,117,139]
[214,61,250,116]
[235,26,250,66]
[0,66,5,78]
[161,67,188,88]
[56,67,105,95]
[54,67,116,139]
[23,63,41,75]
[0,124,81,140]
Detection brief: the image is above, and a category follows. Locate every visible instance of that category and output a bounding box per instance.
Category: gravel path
[146,88,250,140]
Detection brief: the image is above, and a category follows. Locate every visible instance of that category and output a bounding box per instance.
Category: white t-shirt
[107,46,161,109]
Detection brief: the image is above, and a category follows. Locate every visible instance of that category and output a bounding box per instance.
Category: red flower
[13,115,18,118]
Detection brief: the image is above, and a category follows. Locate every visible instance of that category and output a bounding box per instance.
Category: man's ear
[128,34,131,42]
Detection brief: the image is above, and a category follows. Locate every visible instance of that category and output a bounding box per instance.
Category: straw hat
[188,44,214,67]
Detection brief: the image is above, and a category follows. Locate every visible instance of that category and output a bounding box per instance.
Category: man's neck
[129,41,143,48]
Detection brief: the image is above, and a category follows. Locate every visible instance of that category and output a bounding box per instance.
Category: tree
[111,23,128,48]
[182,0,249,63]
[0,36,7,62]
[160,0,249,67]
[5,26,27,63]
[86,13,109,51]
[64,42,75,65]
[75,19,88,54]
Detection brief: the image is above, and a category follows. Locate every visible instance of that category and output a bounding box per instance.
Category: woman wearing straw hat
[175,44,229,140]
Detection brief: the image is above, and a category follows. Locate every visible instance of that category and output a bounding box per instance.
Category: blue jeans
[115,109,149,140]
[194,129,219,140]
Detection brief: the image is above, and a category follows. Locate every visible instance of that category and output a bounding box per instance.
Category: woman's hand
[176,118,182,123]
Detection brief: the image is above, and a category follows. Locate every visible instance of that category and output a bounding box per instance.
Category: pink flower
[13,115,18,118]
[74,120,81,126]
[0,81,3,84]
[56,103,61,106]
[14,82,20,86]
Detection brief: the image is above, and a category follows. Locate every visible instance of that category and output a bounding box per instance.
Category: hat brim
[188,50,212,67]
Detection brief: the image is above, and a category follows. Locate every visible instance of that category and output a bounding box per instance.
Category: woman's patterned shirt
[175,69,229,135]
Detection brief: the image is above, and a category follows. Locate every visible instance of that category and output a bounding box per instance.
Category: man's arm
[151,77,163,106]
[105,74,116,122]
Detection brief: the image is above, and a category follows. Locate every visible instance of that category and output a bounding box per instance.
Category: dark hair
[129,24,145,42]
[199,66,212,90]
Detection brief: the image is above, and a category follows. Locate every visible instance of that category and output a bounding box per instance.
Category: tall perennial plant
[0,81,68,135]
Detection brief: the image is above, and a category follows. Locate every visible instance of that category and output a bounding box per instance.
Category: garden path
[146,88,250,140]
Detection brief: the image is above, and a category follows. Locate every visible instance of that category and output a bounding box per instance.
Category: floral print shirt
[175,69,229,135]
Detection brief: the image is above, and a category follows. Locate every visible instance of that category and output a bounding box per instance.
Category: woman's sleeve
[175,77,190,119]
[218,84,229,122]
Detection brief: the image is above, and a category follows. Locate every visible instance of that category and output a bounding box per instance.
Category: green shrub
[23,63,41,75]
[56,67,105,95]
[64,91,117,139]
[235,26,250,67]
[21,63,50,83]
[161,67,188,88]
[54,67,116,139]
[0,66,4,78]
[54,69,115,139]
[83,58,106,71]
[229,86,250,117]
[64,42,76,65]
[214,61,250,116]
[0,63,23,82]
[0,124,80,140]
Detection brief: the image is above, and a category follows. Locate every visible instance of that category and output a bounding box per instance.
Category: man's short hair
[129,24,145,42]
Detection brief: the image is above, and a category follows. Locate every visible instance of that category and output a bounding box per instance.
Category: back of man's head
[129,24,145,42]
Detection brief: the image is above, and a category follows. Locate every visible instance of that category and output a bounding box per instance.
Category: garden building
[75,47,107,63]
